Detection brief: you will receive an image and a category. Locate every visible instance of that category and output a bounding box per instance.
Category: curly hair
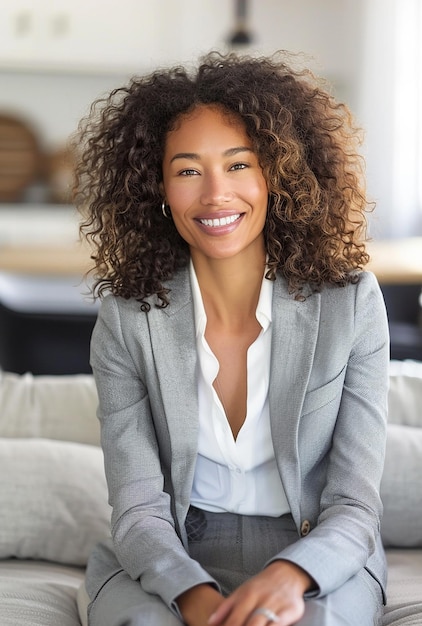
[73,50,372,309]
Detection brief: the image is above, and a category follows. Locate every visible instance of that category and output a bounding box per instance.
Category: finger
[209,595,263,626]
[208,597,235,625]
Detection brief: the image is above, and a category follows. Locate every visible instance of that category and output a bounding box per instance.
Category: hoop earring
[161,201,171,219]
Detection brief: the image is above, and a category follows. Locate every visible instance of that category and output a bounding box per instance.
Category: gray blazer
[88,268,390,611]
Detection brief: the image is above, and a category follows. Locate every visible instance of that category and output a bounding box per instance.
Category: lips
[197,213,242,227]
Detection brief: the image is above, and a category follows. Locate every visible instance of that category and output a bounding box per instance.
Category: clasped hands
[177,560,312,626]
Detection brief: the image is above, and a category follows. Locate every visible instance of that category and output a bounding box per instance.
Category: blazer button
[300,519,311,537]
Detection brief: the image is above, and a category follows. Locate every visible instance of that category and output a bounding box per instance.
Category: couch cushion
[77,582,89,626]
[0,372,99,445]
[382,360,422,549]
[383,549,422,625]
[381,424,422,548]
[388,360,422,428]
[0,559,84,626]
[0,438,111,566]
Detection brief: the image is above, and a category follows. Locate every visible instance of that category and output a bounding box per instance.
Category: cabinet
[0,0,231,74]
[0,0,163,73]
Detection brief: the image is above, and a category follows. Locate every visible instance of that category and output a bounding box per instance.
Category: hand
[176,583,226,626]
[207,561,313,626]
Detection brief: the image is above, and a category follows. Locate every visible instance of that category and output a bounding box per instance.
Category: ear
[158,182,165,199]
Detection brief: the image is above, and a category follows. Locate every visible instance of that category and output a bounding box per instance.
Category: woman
[74,51,390,626]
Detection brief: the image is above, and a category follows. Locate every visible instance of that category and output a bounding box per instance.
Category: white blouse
[189,261,290,517]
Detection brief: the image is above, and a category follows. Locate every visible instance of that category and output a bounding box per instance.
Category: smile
[198,214,241,227]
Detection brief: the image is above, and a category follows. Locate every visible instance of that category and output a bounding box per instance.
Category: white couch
[0,361,421,626]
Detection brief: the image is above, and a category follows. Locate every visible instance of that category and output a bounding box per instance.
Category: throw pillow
[381,423,422,547]
[0,438,111,566]
[388,360,422,427]
[0,372,100,445]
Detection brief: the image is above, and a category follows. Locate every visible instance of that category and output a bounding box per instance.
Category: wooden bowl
[0,113,42,202]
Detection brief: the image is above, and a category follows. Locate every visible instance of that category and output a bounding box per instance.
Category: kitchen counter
[0,205,91,275]
[367,238,422,285]
[0,243,91,275]
[1,205,421,284]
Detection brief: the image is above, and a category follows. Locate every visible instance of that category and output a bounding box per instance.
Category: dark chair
[380,283,422,361]
[0,272,98,375]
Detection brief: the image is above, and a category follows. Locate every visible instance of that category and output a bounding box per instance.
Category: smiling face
[161,105,268,266]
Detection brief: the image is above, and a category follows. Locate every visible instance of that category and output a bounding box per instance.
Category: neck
[191,248,267,328]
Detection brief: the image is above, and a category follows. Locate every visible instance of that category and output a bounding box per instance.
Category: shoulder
[96,293,145,331]
[348,270,382,295]
[274,270,383,307]
[317,271,386,326]
[96,266,192,324]
[317,271,383,306]
[319,271,389,346]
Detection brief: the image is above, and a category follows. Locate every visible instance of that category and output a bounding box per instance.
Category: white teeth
[199,214,241,227]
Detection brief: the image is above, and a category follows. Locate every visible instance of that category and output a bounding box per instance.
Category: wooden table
[367,238,422,285]
[0,241,92,276]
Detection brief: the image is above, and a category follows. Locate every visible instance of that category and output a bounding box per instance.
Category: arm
[90,295,218,613]
[270,271,390,596]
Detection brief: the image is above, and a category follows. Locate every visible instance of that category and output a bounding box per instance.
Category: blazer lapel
[147,268,199,512]
[269,279,321,521]
[147,270,321,523]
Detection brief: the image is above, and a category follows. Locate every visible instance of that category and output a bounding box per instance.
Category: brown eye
[179,169,199,176]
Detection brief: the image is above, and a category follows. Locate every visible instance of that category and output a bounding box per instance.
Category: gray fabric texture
[87,268,390,620]
[383,550,422,625]
[88,509,383,626]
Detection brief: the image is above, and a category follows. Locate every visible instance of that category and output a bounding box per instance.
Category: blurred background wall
[0,0,364,149]
[1,0,421,374]
[1,0,420,239]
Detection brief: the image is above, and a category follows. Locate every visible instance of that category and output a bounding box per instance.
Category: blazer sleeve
[268,272,390,597]
[90,295,218,614]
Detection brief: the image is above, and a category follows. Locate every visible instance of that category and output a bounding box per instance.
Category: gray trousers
[87,508,384,626]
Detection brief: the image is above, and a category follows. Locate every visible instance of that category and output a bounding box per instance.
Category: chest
[205,319,262,439]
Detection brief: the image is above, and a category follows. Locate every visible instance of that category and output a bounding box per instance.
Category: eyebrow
[169,146,253,163]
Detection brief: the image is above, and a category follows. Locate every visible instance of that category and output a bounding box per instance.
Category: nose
[200,171,234,206]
